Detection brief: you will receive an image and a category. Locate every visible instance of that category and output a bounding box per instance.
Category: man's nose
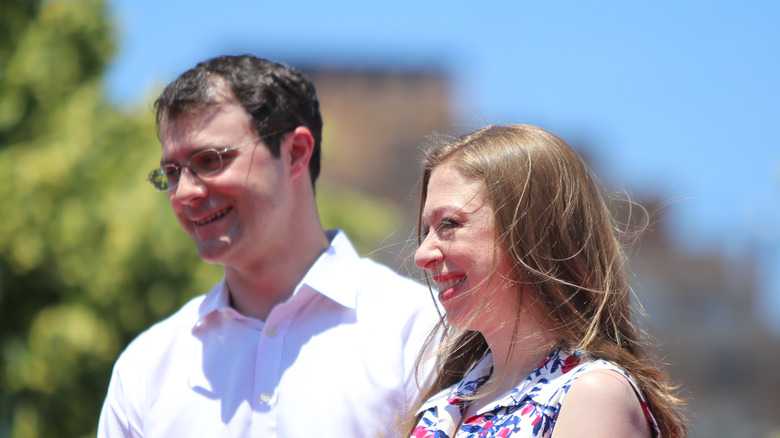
[170,167,206,205]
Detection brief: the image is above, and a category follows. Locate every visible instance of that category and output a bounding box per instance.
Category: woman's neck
[460,330,555,422]
[477,307,557,403]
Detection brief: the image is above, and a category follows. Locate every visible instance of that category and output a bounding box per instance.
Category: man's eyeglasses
[147,142,253,192]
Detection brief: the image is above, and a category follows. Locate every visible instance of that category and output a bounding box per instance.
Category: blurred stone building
[630,205,780,438]
[309,67,453,201]
[304,65,457,271]
[302,64,780,438]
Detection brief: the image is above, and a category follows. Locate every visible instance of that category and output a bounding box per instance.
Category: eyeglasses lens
[148,149,225,192]
[191,150,223,176]
[148,168,170,191]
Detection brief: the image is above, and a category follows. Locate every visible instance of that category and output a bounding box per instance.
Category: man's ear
[286,126,315,180]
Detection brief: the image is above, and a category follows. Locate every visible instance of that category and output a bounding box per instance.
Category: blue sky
[105,0,780,331]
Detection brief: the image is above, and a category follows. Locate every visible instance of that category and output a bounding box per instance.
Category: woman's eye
[420,218,458,241]
[439,219,458,230]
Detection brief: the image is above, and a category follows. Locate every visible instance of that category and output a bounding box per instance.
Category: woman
[404,125,687,437]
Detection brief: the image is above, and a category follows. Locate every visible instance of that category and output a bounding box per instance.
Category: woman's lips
[435,276,465,301]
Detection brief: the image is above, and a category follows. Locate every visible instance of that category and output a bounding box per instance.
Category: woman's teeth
[436,277,465,293]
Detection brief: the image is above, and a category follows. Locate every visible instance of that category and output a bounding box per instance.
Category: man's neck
[224,227,330,321]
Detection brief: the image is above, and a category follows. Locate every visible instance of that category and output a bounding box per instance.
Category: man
[98,55,437,437]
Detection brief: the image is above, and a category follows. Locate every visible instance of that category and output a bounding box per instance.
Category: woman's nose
[415,233,443,271]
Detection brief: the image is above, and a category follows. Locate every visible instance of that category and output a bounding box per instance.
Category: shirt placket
[250,294,300,435]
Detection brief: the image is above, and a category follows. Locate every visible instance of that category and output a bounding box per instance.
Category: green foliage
[0,1,404,437]
[0,1,220,436]
[316,119,408,263]
[318,184,405,258]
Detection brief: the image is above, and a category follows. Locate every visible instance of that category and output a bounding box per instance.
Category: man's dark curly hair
[154,54,323,184]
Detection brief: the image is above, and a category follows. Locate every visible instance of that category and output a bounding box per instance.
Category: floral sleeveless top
[411,349,660,438]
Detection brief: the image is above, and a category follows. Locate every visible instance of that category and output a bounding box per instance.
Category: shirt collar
[416,352,495,414]
[193,280,232,328]
[291,229,362,310]
[193,229,362,328]
[416,348,577,415]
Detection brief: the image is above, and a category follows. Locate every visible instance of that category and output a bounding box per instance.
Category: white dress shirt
[98,230,438,437]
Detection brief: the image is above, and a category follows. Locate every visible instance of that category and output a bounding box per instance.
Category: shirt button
[266,327,278,337]
[260,393,272,404]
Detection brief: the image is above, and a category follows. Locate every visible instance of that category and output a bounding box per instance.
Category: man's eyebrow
[158,145,209,166]
[159,154,176,166]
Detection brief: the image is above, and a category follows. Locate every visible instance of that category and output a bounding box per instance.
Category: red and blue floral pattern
[411,349,660,438]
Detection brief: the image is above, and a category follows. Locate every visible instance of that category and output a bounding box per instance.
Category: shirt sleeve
[401,295,441,409]
[97,345,145,437]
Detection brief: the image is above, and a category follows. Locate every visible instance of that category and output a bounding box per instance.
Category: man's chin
[195,237,233,264]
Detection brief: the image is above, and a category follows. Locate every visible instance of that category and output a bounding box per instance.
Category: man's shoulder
[352,256,428,295]
[149,294,206,331]
[347,257,438,326]
[118,294,206,358]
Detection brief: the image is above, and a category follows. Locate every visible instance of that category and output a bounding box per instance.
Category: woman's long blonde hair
[403,124,687,437]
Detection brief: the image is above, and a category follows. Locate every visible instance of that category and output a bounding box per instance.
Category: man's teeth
[194,209,228,226]
[436,277,464,293]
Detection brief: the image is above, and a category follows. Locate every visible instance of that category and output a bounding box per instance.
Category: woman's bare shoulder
[551,369,652,438]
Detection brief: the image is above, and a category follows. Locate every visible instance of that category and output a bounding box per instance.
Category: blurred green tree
[0,1,402,437]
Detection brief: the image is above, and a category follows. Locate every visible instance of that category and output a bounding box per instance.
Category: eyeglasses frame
[146,140,257,192]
